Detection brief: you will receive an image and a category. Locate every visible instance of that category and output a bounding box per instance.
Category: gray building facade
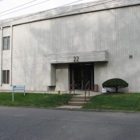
[0,0,140,92]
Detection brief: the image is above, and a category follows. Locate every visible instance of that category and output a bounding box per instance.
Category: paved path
[0,106,140,140]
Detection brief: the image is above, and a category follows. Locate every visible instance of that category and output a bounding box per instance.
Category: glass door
[70,63,94,90]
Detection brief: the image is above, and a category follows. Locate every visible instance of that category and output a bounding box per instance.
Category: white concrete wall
[12,23,49,91]
[55,64,69,91]
[1,5,140,92]
[0,27,12,90]
[94,6,140,92]
[2,51,10,70]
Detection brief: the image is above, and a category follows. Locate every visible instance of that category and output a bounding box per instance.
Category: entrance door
[83,65,91,89]
[70,63,94,90]
[74,66,81,89]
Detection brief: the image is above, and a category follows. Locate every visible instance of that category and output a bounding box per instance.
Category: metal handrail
[85,81,90,101]
[69,81,75,94]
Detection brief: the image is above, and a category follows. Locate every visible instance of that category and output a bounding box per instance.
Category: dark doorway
[70,63,94,90]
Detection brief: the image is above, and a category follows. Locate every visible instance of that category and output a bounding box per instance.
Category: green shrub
[102,78,128,92]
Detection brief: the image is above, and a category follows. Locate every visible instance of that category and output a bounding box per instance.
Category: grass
[0,92,73,108]
[82,93,140,111]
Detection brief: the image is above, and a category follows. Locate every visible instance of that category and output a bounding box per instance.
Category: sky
[0,0,99,20]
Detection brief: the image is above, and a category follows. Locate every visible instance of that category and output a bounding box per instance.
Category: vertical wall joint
[10,25,13,86]
[0,27,3,86]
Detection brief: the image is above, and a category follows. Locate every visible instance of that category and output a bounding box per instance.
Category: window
[3,70,10,84]
[3,36,10,50]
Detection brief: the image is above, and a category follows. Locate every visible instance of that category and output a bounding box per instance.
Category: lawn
[0,92,73,108]
[82,93,140,111]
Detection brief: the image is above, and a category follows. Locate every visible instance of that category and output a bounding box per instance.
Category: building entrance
[70,63,94,90]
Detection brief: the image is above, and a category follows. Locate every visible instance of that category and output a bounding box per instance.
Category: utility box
[94,84,98,92]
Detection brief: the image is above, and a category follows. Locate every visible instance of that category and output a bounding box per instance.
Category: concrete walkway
[56,91,102,109]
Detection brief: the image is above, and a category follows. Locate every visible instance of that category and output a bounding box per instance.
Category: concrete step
[72,96,91,99]
[73,90,96,94]
[70,99,90,102]
[56,105,82,109]
[68,101,87,106]
[68,95,91,106]
[71,97,91,99]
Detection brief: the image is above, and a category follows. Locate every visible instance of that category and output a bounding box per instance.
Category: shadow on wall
[12,6,140,91]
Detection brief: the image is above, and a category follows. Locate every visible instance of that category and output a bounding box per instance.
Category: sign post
[12,85,25,102]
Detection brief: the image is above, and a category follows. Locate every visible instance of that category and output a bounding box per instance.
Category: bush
[102,78,128,92]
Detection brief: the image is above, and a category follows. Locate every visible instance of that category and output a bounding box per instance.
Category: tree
[102,78,128,93]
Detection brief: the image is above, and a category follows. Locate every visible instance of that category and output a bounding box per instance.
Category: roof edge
[0,0,140,27]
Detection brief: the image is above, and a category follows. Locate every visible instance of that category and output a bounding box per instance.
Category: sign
[12,85,25,102]
[102,88,107,93]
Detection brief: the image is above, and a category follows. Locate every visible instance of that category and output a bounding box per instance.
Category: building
[0,0,140,92]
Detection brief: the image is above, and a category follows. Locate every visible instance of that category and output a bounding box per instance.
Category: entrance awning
[44,50,108,64]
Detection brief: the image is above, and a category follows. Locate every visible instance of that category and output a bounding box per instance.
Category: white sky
[0,0,99,20]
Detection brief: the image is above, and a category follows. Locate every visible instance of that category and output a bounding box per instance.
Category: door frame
[70,63,94,90]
